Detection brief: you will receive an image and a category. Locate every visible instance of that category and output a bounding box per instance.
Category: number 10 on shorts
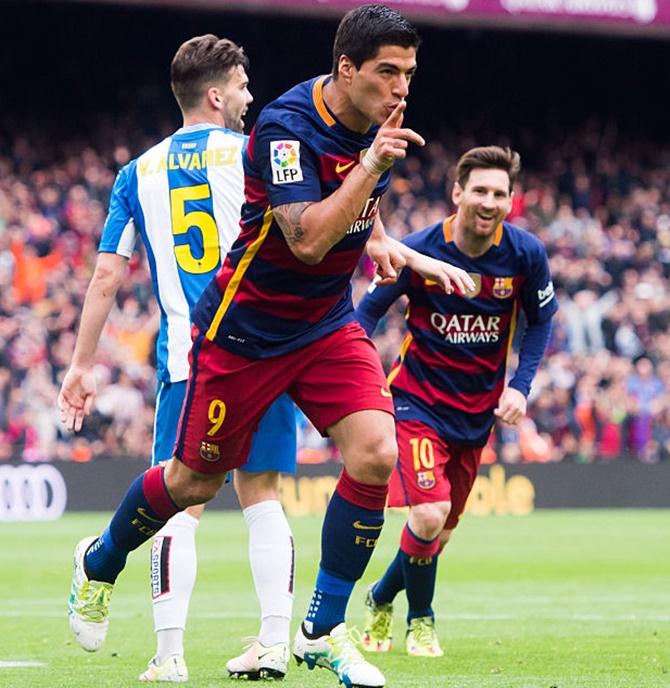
[409,437,435,471]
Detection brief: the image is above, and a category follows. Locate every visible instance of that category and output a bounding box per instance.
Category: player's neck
[322,79,372,134]
[451,218,494,257]
[182,109,225,129]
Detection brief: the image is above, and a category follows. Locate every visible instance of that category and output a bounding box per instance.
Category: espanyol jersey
[356,217,558,446]
[193,76,391,358]
[99,124,247,383]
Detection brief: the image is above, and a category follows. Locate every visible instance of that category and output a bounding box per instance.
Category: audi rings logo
[0,464,67,521]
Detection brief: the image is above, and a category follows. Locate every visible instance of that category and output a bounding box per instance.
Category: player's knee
[188,483,217,505]
[357,434,398,483]
[410,501,451,540]
[233,470,280,508]
[164,458,225,506]
[170,474,224,506]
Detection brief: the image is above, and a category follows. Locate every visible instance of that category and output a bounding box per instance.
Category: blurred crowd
[1,118,669,464]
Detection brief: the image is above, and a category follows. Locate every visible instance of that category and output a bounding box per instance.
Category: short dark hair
[456,146,521,192]
[171,34,249,111]
[331,4,420,77]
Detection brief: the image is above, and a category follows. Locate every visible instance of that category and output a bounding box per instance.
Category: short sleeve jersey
[357,217,557,446]
[98,123,246,383]
[192,76,391,358]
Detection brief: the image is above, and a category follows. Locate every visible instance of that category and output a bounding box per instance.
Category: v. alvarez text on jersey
[192,76,391,358]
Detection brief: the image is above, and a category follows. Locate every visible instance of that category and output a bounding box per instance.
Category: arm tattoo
[273,202,312,245]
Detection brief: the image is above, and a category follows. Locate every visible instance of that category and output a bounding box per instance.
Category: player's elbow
[290,243,326,265]
[91,262,124,295]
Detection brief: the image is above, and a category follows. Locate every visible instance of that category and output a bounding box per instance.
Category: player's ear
[207,86,223,110]
[505,190,514,217]
[338,55,355,85]
[452,181,463,206]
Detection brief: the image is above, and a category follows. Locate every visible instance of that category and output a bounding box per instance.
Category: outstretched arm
[58,252,127,431]
[387,235,475,296]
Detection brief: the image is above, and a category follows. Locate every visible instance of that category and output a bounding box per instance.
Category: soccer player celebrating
[60,35,296,681]
[356,146,558,657]
[65,5,473,687]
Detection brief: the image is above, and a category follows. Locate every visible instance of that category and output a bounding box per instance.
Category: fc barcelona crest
[199,440,221,462]
[417,470,436,490]
[492,277,514,299]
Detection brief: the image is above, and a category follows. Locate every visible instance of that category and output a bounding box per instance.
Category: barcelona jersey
[192,76,391,358]
[355,217,558,446]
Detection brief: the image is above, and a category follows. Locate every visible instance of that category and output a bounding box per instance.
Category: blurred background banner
[78,0,670,34]
[2,461,668,521]
[245,0,665,29]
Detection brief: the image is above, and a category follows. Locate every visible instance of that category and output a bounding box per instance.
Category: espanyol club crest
[199,440,221,462]
[492,277,514,299]
[417,470,436,490]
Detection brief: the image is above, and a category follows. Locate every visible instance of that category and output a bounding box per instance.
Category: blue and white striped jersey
[99,123,247,383]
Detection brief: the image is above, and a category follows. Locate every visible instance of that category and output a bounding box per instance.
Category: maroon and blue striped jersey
[355,217,557,446]
[192,75,391,358]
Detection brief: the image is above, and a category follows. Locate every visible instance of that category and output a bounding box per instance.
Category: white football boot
[139,654,189,682]
[226,638,289,680]
[293,622,385,687]
[68,536,113,652]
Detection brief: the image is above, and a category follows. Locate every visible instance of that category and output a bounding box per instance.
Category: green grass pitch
[1,509,668,687]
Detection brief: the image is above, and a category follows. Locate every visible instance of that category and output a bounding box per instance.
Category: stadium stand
[2,1,669,466]
[1,116,669,465]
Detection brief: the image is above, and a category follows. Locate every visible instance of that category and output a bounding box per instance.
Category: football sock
[304,470,387,637]
[243,500,294,647]
[152,511,199,662]
[371,549,405,605]
[85,466,180,584]
[156,629,183,663]
[399,523,441,622]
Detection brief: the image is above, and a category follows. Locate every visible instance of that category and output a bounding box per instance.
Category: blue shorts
[152,381,297,474]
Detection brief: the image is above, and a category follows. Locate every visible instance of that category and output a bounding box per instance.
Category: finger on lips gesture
[375,101,425,157]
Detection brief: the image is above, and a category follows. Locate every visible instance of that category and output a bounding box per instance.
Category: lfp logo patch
[270,140,303,184]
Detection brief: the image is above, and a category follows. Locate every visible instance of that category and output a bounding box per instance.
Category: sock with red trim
[303,470,387,637]
[84,466,180,584]
[400,523,441,622]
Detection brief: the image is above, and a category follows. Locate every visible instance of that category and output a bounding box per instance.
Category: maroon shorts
[174,321,394,475]
[388,419,482,530]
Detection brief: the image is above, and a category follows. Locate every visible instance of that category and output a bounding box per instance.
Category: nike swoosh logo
[353,521,383,531]
[137,508,164,524]
[335,160,355,174]
[380,387,392,398]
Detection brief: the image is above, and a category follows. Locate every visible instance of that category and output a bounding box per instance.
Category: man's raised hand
[361,100,425,176]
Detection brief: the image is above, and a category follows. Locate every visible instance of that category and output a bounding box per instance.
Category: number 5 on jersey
[170,183,219,274]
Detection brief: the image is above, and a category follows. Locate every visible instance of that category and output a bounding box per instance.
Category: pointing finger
[383,100,406,128]
[388,127,425,147]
